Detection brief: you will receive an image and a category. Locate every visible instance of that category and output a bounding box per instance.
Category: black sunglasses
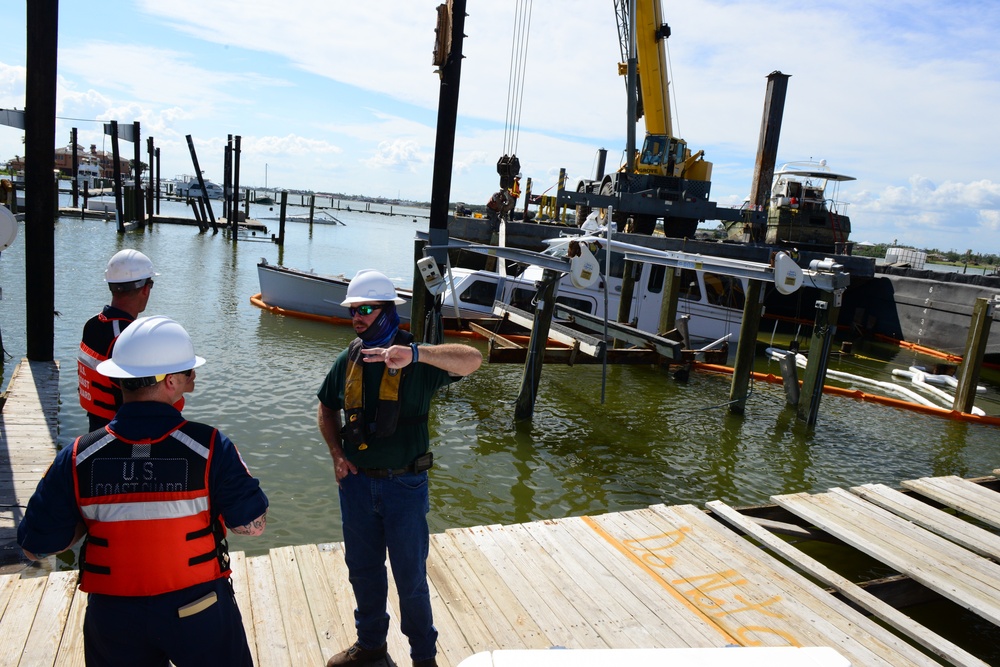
[349,304,382,317]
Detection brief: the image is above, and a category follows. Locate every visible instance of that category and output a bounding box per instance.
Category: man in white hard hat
[317,269,482,667]
[78,248,161,431]
[19,315,269,667]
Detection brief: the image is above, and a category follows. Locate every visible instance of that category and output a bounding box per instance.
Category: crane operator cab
[638,134,683,176]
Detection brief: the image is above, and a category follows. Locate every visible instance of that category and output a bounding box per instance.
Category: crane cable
[502,0,533,157]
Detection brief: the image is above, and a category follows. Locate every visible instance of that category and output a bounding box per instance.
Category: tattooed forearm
[230,511,267,536]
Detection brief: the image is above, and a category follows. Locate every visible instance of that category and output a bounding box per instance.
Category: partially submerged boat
[254,235,746,349]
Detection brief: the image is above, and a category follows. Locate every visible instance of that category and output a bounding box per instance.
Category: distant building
[6,143,130,180]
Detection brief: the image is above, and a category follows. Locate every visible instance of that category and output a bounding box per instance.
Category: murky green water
[4,197,1000,660]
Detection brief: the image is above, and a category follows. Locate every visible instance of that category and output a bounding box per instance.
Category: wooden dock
[0,360,60,565]
[1,360,999,666]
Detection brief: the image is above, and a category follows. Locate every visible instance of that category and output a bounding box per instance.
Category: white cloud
[3,0,1000,252]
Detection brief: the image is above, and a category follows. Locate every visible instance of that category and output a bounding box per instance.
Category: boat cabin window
[555,294,594,315]
[458,279,499,308]
[647,265,665,294]
[702,272,745,309]
[681,269,702,302]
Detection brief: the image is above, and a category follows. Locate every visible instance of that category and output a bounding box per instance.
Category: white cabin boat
[176,178,224,200]
[255,237,745,347]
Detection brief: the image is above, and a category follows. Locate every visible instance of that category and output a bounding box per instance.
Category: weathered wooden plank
[851,483,1000,561]
[429,531,528,652]
[229,551,259,667]
[54,586,87,667]
[902,476,1000,530]
[17,570,77,667]
[822,488,1000,600]
[556,515,721,648]
[0,575,19,619]
[424,534,493,660]
[443,528,549,649]
[633,505,877,657]
[292,544,346,662]
[0,576,46,667]
[245,554,292,667]
[316,544,358,654]
[652,504,931,667]
[773,489,1000,627]
[519,519,662,648]
[708,500,987,667]
[504,522,624,647]
[269,546,323,667]
[460,524,605,649]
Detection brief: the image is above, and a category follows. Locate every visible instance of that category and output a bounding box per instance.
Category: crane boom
[632,0,671,137]
[557,0,762,238]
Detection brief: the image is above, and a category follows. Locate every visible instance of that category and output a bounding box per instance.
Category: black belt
[357,452,433,479]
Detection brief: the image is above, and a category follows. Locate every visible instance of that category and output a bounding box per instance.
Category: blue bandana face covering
[358,303,400,348]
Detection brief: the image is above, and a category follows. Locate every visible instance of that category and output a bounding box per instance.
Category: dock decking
[0,360,60,565]
[1,360,998,666]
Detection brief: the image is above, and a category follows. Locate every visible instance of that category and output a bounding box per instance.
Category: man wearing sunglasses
[317,269,482,667]
[78,249,161,431]
[19,315,269,666]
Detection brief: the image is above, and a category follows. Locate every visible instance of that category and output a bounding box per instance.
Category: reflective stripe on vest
[72,422,229,596]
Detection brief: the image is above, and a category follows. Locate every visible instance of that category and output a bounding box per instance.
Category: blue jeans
[83,578,252,666]
[339,470,437,661]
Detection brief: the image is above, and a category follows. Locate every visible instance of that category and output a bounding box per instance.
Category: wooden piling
[146,136,155,219]
[514,269,560,421]
[71,128,79,208]
[132,121,144,227]
[729,280,765,414]
[657,266,681,337]
[953,297,995,413]
[614,260,639,348]
[232,135,242,239]
[24,0,58,361]
[276,190,288,246]
[110,121,125,233]
[797,291,842,425]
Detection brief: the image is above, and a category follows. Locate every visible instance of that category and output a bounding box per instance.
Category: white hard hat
[97,315,206,378]
[105,249,159,287]
[340,269,406,306]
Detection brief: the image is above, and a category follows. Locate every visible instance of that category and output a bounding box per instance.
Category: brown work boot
[326,641,388,666]
[412,659,437,667]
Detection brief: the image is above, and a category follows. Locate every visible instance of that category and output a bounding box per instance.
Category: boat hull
[257,261,413,323]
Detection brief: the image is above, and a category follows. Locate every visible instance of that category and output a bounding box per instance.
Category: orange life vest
[78,312,131,420]
[72,422,230,596]
[78,310,185,423]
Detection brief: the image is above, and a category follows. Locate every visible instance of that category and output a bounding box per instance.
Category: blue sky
[2,0,1000,254]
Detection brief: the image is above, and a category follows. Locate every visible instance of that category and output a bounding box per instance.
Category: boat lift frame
[443,236,851,424]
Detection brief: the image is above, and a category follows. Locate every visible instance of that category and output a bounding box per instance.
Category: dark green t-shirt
[316,344,460,469]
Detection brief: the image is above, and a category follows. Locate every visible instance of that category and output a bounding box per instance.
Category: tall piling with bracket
[798,290,842,425]
[515,269,561,420]
[417,0,467,341]
[729,280,765,414]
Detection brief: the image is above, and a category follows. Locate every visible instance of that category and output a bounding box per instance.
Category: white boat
[254,236,745,347]
[76,162,101,189]
[176,178,224,200]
